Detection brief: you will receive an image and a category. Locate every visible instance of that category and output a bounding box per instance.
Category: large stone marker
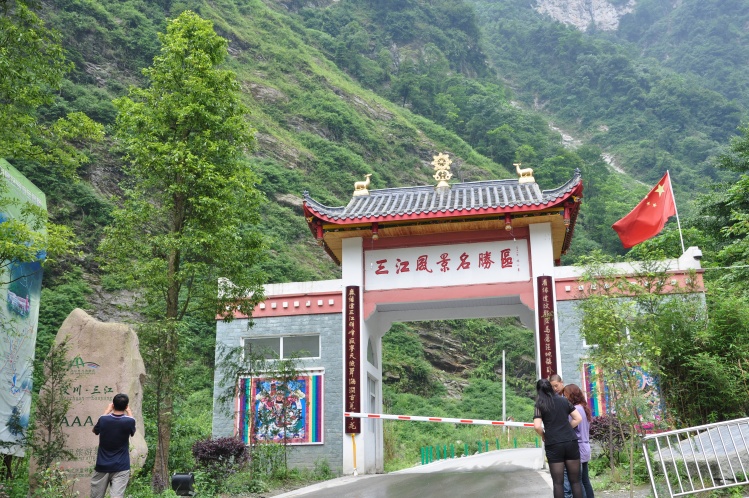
[38,309,148,496]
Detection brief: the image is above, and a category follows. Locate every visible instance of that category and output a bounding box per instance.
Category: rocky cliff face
[535,0,637,31]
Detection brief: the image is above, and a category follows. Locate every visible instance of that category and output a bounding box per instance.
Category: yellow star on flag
[655,184,665,196]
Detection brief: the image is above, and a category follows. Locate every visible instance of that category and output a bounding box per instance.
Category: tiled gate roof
[303,169,582,223]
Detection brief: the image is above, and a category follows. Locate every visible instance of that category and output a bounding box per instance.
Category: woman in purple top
[563,384,594,498]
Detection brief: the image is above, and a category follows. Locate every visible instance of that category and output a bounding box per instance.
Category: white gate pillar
[341,237,371,475]
[529,223,562,380]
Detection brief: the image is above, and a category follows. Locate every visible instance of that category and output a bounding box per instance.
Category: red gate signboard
[345,285,361,434]
[364,240,529,291]
[537,276,558,379]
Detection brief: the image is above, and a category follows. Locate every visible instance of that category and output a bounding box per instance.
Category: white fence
[642,417,749,497]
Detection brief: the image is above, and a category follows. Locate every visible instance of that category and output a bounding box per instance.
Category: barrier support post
[351,434,358,476]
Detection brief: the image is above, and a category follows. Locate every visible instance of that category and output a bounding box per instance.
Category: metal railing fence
[642,416,749,497]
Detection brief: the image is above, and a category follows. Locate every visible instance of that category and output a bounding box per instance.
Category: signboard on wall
[237,374,324,444]
[364,240,529,291]
[345,286,361,434]
[0,159,45,457]
[537,275,558,379]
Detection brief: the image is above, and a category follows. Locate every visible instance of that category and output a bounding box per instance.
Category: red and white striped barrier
[344,412,535,428]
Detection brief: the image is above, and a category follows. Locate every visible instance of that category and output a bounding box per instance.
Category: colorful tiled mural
[237,374,323,445]
[583,363,664,424]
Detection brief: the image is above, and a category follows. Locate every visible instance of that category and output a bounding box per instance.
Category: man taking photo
[91,393,136,498]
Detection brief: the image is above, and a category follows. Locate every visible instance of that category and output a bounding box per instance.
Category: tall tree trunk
[609,418,615,472]
[152,391,173,491]
[150,324,177,491]
[151,239,181,493]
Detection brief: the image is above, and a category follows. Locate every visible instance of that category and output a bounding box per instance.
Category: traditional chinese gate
[300,155,581,474]
[212,155,704,476]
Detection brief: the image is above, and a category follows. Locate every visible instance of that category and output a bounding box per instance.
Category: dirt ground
[595,484,653,498]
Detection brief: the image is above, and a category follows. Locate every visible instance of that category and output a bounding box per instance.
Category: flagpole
[667,171,686,255]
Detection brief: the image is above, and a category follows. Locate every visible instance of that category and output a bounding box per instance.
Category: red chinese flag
[612,172,676,248]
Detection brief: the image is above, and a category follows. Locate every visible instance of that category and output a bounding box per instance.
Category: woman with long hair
[534,378,584,498]
[563,384,595,498]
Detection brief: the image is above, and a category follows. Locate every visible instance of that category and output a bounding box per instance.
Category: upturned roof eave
[303,175,583,226]
[561,182,584,255]
[304,200,566,225]
[303,171,584,252]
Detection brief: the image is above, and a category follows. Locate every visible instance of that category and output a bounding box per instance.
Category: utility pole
[502,349,506,432]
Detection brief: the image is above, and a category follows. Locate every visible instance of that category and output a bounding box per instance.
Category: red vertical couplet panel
[537,276,558,379]
[345,286,361,434]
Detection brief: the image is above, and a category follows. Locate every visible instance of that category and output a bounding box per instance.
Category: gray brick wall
[213,313,344,473]
[556,300,587,388]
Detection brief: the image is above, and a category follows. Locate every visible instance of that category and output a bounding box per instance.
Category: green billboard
[0,159,46,457]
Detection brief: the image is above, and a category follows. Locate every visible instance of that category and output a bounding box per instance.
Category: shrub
[30,465,77,498]
[191,437,248,490]
[250,442,286,477]
[590,414,631,466]
[312,459,334,480]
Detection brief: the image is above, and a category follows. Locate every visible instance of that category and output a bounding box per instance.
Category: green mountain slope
[468,0,743,194]
[24,0,745,344]
[35,0,521,282]
[617,0,749,108]
[23,0,747,358]
[31,0,642,284]
[25,0,749,286]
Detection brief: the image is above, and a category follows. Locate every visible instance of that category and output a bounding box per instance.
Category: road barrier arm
[344,412,535,428]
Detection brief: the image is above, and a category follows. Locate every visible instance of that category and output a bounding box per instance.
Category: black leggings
[550,460,583,498]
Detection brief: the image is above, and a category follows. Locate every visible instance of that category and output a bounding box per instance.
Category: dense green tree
[100,11,267,490]
[0,0,102,279]
[0,169,77,284]
[697,124,749,288]
[577,254,701,486]
[577,246,749,488]
[0,0,103,173]
[29,339,74,471]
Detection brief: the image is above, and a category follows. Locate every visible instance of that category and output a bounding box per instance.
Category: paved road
[275,448,552,498]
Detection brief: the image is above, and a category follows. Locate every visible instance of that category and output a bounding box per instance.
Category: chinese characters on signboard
[64,384,114,400]
[364,240,529,291]
[345,286,360,434]
[537,276,558,379]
